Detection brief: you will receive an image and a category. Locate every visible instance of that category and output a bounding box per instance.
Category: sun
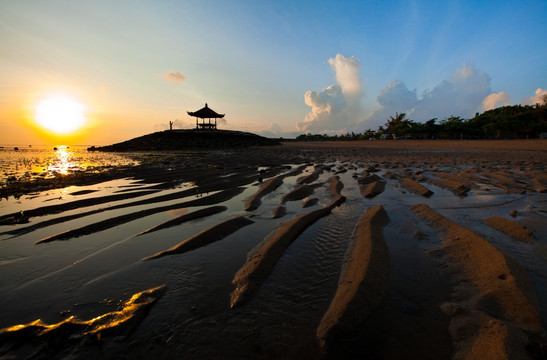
[35,94,86,134]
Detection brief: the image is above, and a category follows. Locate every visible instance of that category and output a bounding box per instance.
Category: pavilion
[187,103,225,130]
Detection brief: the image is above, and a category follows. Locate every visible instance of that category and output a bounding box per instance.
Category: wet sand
[0,140,546,359]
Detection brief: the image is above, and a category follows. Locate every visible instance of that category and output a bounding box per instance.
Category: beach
[0,139,546,359]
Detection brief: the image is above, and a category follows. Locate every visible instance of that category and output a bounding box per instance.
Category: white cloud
[258,122,284,138]
[523,88,547,105]
[412,63,491,120]
[358,63,492,130]
[362,81,418,129]
[482,91,511,111]
[329,54,362,97]
[297,85,346,133]
[297,54,363,133]
[301,58,508,133]
[161,71,185,83]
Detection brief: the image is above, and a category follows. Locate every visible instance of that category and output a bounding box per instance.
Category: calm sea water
[0,145,138,183]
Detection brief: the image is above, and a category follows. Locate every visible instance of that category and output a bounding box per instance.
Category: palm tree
[385,112,407,132]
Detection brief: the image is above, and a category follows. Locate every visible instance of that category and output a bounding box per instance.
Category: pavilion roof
[187,103,225,118]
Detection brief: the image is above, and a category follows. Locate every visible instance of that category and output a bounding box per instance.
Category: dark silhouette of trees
[296,102,547,141]
[382,112,417,137]
[384,112,406,132]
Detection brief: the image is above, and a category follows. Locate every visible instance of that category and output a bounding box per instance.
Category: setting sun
[35,95,86,135]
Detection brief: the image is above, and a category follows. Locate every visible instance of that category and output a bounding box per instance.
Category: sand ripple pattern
[0,143,545,359]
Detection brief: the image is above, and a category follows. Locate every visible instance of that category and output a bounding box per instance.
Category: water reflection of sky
[1,145,138,182]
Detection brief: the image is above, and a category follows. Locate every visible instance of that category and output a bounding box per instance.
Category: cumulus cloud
[300,56,533,134]
[162,71,185,83]
[297,85,346,133]
[263,122,283,136]
[412,63,491,120]
[297,54,363,133]
[258,123,301,138]
[359,63,492,130]
[329,54,362,98]
[362,81,418,129]
[258,122,290,138]
[482,91,511,111]
[523,88,547,105]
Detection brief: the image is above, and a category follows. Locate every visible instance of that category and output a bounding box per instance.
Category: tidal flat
[0,140,546,359]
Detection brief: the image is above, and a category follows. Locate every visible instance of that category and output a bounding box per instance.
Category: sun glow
[35,95,86,134]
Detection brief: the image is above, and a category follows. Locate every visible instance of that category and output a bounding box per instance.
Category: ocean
[0,145,138,184]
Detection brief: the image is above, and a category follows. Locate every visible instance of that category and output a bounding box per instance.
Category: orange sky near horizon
[1,1,545,146]
[0,85,182,146]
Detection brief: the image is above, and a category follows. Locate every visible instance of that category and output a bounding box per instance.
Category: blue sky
[1,0,545,144]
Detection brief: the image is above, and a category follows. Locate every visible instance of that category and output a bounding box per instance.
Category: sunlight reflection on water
[0,145,138,183]
[49,146,71,175]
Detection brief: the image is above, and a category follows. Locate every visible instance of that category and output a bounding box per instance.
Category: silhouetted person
[169,121,173,131]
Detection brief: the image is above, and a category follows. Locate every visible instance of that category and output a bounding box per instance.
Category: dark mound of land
[92,129,280,151]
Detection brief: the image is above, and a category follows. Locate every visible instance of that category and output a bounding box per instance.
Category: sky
[1,0,546,145]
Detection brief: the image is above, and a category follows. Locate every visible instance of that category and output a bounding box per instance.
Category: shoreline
[2,139,545,200]
[279,138,547,150]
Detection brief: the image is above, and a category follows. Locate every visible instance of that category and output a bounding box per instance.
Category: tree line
[296,100,547,141]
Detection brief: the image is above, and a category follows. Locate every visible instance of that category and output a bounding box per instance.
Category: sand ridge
[412,203,541,359]
[143,216,254,260]
[231,176,346,308]
[317,205,390,352]
[0,285,166,357]
[484,216,534,243]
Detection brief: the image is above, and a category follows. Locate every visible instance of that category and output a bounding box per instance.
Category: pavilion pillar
[187,103,225,131]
